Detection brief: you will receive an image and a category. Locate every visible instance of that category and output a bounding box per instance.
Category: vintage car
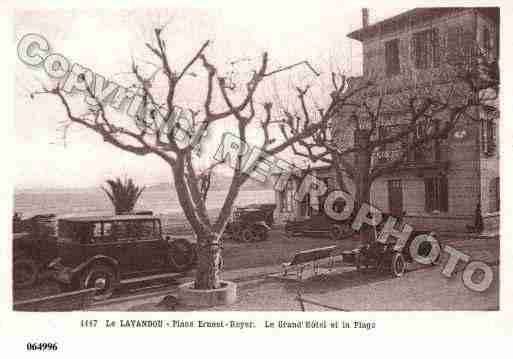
[223,203,276,242]
[284,205,357,241]
[344,230,441,277]
[13,213,58,289]
[48,214,196,300]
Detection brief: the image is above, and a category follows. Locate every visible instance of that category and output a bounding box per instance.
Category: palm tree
[102,177,145,215]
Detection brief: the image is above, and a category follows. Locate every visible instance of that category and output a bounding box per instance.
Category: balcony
[373,147,449,173]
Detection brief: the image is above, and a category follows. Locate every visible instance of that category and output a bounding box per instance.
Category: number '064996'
[26,343,58,351]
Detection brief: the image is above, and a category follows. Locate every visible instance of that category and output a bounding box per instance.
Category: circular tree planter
[177,280,237,307]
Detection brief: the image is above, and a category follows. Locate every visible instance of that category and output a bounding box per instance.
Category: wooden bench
[13,288,97,312]
[281,245,338,280]
[279,245,362,280]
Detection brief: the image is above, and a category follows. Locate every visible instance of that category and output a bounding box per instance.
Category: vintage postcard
[1,0,511,355]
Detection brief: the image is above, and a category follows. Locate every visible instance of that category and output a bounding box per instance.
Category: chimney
[362,8,369,28]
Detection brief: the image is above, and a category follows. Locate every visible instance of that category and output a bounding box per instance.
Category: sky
[13,1,410,189]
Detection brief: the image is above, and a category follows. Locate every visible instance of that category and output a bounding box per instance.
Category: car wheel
[390,252,406,277]
[416,239,441,266]
[13,258,38,289]
[82,264,117,301]
[231,225,243,242]
[242,225,267,242]
[168,238,195,272]
[331,223,352,240]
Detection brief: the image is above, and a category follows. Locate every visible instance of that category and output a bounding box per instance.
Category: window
[134,220,157,239]
[58,220,74,240]
[92,223,102,238]
[486,120,497,155]
[425,176,448,212]
[376,125,391,163]
[385,39,400,76]
[100,222,115,241]
[376,117,409,164]
[75,223,95,244]
[103,222,113,236]
[388,180,403,216]
[483,27,491,54]
[411,29,440,69]
[446,26,463,65]
[378,125,389,144]
[413,30,429,69]
[433,120,442,161]
[432,28,440,68]
[413,120,442,162]
[482,119,497,156]
[447,26,475,67]
[111,221,136,241]
[489,177,500,213]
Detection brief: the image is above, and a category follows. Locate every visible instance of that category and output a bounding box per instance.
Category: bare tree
[280,50,499,242]
[31,26,364,290]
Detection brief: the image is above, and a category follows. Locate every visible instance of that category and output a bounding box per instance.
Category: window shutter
[379,125,385,141]
[425,31,432,69]
[385,42,391,76]
[490,122,496,154]
[407,132,415,162]
[440,176,449,212]
[485,120,496,156]
[432,28,440,67]
[489,180,495,212]
[386,39,400,76]
[395,39,401,74]
[447,27,460,65]
[489,177,500,213]
[462,29,475,67]
[483,27,491,53]
[287,186,294,212]
[424,178,433,212]
[481,119,487,153]
[496,178,500,212]
[411,35,417,68]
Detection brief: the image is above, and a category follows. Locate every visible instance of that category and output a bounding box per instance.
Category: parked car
[13,213,58,289]
[285,209,356,241]
[223,204,276,242]
[344,230,440,277]
[48,214,196,300]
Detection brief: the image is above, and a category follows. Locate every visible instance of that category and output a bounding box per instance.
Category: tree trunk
[194,233,222,289]
[354,144,373,244]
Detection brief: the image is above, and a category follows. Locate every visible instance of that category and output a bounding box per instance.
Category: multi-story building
[275,7,499,233]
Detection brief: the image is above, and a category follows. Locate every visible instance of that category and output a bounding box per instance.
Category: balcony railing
[373,147,449,171]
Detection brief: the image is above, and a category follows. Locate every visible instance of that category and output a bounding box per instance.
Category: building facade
[275,7,499,233]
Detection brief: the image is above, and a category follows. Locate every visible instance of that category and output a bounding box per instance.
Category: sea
[14,188,275,218]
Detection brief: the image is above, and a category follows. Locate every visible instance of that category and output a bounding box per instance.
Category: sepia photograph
[8,2,503,318]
